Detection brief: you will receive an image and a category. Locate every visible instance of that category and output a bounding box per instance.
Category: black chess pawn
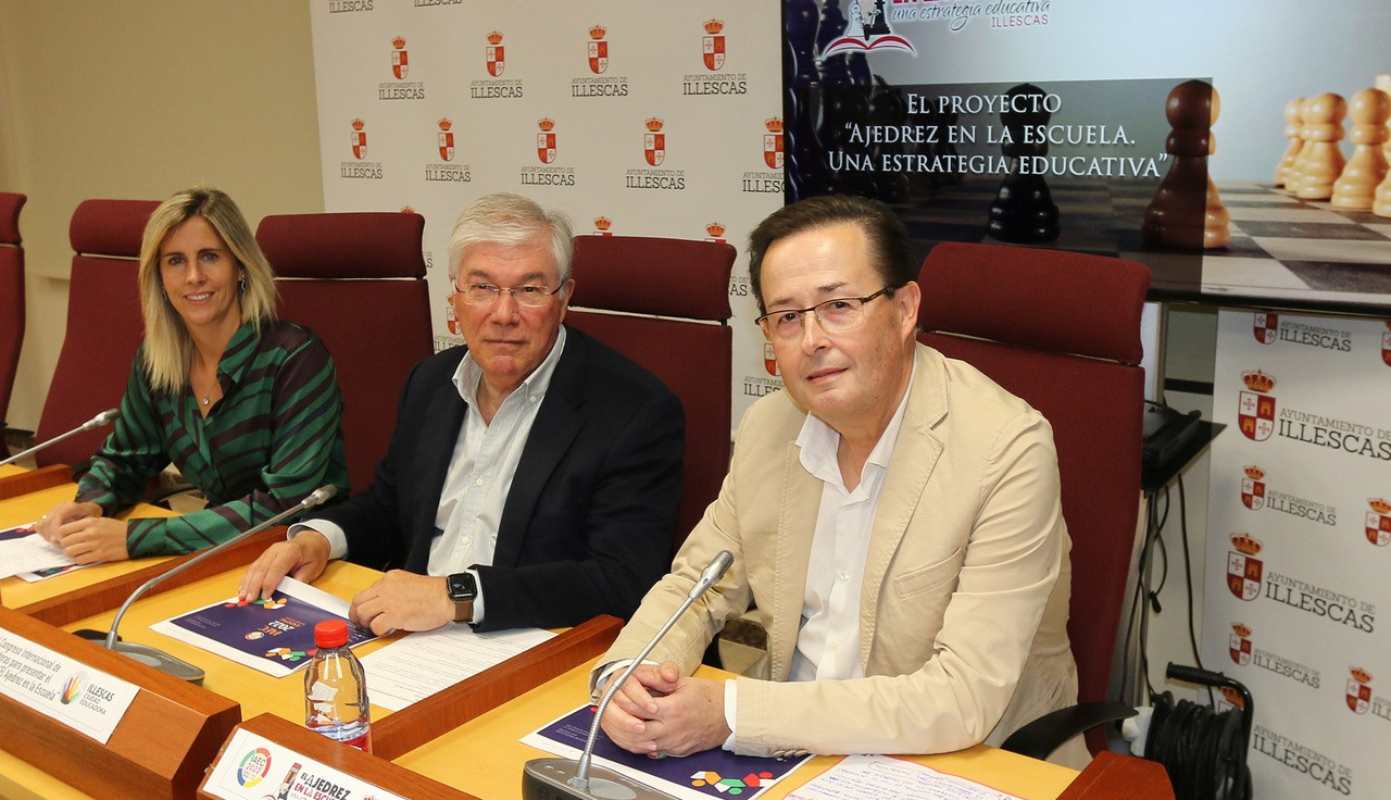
[987,83,1060,243]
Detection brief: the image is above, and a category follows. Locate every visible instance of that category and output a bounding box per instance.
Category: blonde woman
[36,188,348,562]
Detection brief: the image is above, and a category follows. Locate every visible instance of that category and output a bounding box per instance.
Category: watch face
[448,572,477,600]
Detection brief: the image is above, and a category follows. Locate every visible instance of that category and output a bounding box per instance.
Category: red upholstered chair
[0,192,27,430]
[915,242,1150,758]
[566,235,736,548]
[257,212,432,494]
[35,200,159,467]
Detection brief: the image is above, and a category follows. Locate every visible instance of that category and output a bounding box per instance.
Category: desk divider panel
[199,713,477,800]
[371,614,622,759]
[0,464,72,500]
[0,605,241,799]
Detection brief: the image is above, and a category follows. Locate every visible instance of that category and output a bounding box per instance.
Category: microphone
[0,409,118,467]
[95,484,340,683]
[523,550,735,800]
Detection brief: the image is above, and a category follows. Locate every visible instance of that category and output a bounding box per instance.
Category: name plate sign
[0,628,138,744]
[205,728,407,800]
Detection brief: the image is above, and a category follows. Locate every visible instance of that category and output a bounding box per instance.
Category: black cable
[1176,474,1214,706]
[1144,690,1252,800]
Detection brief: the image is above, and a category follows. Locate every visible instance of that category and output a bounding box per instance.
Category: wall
[0,0,324,430]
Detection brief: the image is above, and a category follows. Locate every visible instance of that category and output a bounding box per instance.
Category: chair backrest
[35,199,158,466]
[916,242,1149,752]
[257,212,432,494]
[0,192,27,427]
[566,235,735,548]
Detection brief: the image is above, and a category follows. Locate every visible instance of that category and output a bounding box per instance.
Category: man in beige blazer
[593,195,1087,768]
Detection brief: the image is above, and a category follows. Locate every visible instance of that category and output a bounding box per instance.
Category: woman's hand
[56,517,130,564]
[35,501,102,545]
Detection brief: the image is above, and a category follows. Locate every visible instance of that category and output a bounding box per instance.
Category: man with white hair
[240,193,685,633]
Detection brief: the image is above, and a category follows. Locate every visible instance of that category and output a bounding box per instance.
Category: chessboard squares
[1198,255,1311,290]
[1223,206,1354,224]
[1238,221,1383,240]
[1252,236,1391,263]
[1366,224,1391,239]
[1281,260,1391,292]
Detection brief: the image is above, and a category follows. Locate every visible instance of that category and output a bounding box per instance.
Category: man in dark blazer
[238,194,683,633]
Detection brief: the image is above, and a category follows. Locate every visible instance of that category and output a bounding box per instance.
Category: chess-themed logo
[236,747,272,788]
[644,118,666,166]
[390,35,409,79]
[691,768,776,795]
[821,0,917,59]
[1348,667,1373,714]
[437,118,455,161]
[537,117,557,165]
[1237,371,1276,442]
[1254,312,1278,345]
[702,19,726,71]
[350,119,367,160]
[1367,498,1391,546]
[1240,465,1266,511]
[486,30,505,77]
[1229,623,1253,666]
[594,216,614,237]
[704,222,726,245]
[764,343,780,377]
[60,673,83,705]
[764,118,785,170]
[1382,321,1391,367]
[1227,533,1263,601]
[587,25,608,74]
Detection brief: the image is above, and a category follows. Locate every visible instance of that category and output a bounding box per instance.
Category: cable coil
[1145,667,1254,800]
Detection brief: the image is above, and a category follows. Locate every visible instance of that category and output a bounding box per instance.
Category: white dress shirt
[290,327,568,624]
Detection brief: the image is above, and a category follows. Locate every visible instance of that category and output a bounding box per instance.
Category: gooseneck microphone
[98,484,339,683]
[0,409,119,467]
[523,550,735,800]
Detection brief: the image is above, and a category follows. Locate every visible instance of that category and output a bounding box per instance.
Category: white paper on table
[0,533,77,578]
[16,563,89,582]
[359,624,556,710]
[149,577,364,677]
[787,755,1022,800]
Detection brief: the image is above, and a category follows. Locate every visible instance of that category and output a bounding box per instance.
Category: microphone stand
[96,485,339,683]
[0,409,118,467]
[523,550,734,800]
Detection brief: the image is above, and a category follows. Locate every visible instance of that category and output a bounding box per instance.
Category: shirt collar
[216,321,261,386]
[795,359,916,489]
[453,324,568,407]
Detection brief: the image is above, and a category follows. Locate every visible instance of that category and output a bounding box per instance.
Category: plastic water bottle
[304,619,371,752]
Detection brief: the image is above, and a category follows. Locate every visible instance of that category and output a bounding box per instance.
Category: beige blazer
[597,344,1087,766]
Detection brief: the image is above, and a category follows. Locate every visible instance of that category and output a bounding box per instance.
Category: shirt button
[475,477,485,487]
[837,571,849,582]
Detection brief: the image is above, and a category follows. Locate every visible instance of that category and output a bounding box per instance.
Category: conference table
[0,473,1166,799]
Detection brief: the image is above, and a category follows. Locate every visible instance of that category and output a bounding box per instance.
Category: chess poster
[1204,309,1391,800]
[522,705,810,800]
[151,579,375,677]
[309,1,782,432]
[783,0,1391,309]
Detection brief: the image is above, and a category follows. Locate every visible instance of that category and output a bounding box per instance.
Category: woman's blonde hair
[136,187,277,394]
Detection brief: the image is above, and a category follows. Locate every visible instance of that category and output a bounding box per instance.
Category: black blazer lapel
[493,332,588,567]
[406,374,467,572]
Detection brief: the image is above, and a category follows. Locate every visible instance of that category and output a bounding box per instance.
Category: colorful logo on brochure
[236,746,272,788]
[690,769,776,796]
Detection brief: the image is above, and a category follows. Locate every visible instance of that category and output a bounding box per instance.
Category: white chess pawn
[1283,97,1313,194]
[1332,88,1389,210]
[1275,97,1304,187]
[1377,75,1391,163]
[1294,93,1346,200]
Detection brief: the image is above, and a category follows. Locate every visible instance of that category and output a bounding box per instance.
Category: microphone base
[106,640,205,684]
[523,758,678,800]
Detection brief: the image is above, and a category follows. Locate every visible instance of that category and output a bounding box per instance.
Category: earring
[238,273,248,293]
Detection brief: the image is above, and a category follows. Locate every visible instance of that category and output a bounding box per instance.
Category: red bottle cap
[314,619,349,649]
